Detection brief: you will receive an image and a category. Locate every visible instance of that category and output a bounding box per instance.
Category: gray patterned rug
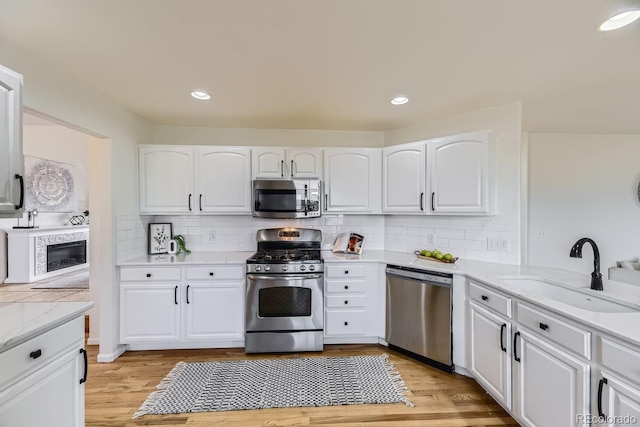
[133,354,413,418]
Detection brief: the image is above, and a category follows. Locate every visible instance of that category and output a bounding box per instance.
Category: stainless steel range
[245,228,324,353]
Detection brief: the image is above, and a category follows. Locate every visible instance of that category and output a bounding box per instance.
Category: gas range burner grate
[248,249,321,263]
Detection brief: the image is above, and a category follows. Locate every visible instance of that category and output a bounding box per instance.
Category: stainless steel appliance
[245,228,324,353]
[252,179,321,219]
[385,265,453,372]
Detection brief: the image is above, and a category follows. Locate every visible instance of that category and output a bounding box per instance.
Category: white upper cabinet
[382,142,426,213]
[427,130,492,214]
[139,145,251,214]
[139,146,193,214]
[382,130,493,215]
[324,148,381,213]
[252,147,322,179]
[0,64,24,217]
[195,147,251,213]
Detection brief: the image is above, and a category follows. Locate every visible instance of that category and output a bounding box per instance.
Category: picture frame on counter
[148,223,173,254]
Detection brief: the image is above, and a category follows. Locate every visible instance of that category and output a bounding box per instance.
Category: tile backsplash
[116,213,519,265]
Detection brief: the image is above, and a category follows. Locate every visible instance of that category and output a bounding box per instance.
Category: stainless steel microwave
[252,179,321,219]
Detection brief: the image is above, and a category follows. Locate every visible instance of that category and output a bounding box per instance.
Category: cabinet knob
[146,273,151,278]
[481,295,488,301]
[344,285,349,290]
[539,323,549,331]
[209,272,214,276]
[344,270,349,274]
[344,300,348,305]
[30,349,42,359]
[344,322,348,326]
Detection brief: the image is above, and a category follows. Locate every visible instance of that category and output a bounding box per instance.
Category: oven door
[246,273,324,332]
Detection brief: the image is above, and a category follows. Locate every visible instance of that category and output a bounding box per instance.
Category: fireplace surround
[4,226,90,284]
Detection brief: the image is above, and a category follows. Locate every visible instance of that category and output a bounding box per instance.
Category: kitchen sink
[498,278,639,313]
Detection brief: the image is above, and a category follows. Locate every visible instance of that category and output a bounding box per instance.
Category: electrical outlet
[427,233,435,245]
[488,237,509,251]
[209,231,216,241]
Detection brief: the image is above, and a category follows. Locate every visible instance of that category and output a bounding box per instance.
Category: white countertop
[119,249,640,347]
[0,301,94,353]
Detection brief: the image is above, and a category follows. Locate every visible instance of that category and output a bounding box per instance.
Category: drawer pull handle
[344,300,348,305]
[481,295,488,301]
[209,272,214,276]
[539,323,549,331]
[79,348,88,384]
[344,322,348,326]
[146,273,151,278]
[345,270,349,274]
[500,324,507,352]
[174,286,178,305]
[186,285,190,304]
[344,285,349,290]
[30,349,42,359]
[598,377,608,419]
[513,331,521,362]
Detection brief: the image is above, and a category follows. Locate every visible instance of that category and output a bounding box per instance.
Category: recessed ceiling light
[599,10,640,31]
[191,90,211,100]
[390,96,409,105]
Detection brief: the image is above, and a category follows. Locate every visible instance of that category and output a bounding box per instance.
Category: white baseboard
[97,344,127,363]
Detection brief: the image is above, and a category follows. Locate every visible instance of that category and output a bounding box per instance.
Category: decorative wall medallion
[24,156,75,212]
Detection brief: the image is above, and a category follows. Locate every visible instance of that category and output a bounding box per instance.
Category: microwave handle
[291,160,294,178]
[280,160,284,177]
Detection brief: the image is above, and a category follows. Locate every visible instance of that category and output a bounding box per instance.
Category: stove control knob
[264,265,271,271]
[255,266,262,272]
[282,265,289,271]
[300,265,306,271]
[309,265,316,271]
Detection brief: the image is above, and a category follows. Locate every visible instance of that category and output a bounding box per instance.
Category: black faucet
[569,237,603,291]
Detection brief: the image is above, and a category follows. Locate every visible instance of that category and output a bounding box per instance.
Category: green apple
[443,253,453,261]
[434,252,444,260]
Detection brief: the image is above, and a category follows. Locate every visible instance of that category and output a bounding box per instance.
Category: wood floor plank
[84,343,517,426]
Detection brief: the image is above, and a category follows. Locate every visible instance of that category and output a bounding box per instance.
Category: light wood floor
[84,344,518,427]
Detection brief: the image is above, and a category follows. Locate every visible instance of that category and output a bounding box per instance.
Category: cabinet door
[288,148,322,178]
[382,142,425,213]
[0,64,24,216]
[514,329,590,427]
[139,146,193,213]
[598,371,640,426]
[252,147,286,179]
[0,346,84,427]
[469,302,512,409]
[120,284,181,342]
[324,149,381,213]
[184,282,244,340]
[427,130,491,214]
[195,147,251,213]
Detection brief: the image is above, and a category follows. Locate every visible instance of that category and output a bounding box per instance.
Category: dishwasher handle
[386,267,452,287]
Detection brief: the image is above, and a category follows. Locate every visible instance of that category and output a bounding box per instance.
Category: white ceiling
[1,0,639,134]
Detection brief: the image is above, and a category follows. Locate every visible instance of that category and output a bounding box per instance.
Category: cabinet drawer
[516,302,590,359]
[186,265,244,281]
[601,337,640,386]
[469,281,512,318]
[325,280,366,294]
[325,310,366,335]
[326,295,366,308]
[120,267,181,282]
[325,264,366,279]
[0,316,83,388]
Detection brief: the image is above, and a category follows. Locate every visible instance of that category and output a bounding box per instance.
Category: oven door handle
[247,274,323,281]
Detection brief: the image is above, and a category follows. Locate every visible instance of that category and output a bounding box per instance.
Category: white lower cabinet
[513,329,590,427]
[120,265,244,349]
[323,262,380,344]
[469,301,512,410]
[0,317,86,427]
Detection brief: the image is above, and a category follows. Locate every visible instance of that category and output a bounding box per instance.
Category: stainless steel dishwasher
[385,264,453,373]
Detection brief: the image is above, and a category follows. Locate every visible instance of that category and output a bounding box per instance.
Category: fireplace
[47,240,87,272]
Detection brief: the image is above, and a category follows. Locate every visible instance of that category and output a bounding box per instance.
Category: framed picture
[148,223,173,255]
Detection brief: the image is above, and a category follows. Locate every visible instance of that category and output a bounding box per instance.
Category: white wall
[383,103,522,264]
[153,126,384,147]
[1,35,153,362]
[527,133,640,274]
